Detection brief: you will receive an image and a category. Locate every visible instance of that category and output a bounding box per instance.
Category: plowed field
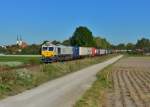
[104,57,150,107]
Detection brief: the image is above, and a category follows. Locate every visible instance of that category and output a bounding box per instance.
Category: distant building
[0,45,7,49]
[16,36,28,48]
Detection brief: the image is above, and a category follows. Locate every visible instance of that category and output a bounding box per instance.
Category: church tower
[16,35,28,48]
[16,35,23,46]
[16,35,19,45]
[19,36,23,46]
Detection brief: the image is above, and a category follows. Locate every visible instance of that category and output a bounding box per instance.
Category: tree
[135,38,150,53]
[0,46,7,54]
[62,39,71,46]
[21,44,41,55]
[116,43,126,50]
[94,37,102,48]
[94,37,111,49]
[136,38,150,49]
[126,43,135,50]
[41,40,49,45]
[51,40,61,45]
[6,45,20,54]
[70,26,95,47]
[110,44,117,49]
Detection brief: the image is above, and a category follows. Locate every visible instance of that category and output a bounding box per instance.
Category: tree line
[0,44,41,55]
[112,38,150,52]
[0,26,149,55]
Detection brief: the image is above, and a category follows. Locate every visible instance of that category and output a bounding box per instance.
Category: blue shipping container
[72,47,79,58]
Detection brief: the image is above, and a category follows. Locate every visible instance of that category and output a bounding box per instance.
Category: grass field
[0,55,41,67]
[0,55,41,62]
[0,54,118,99]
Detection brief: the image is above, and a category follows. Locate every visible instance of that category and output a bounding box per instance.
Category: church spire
[16,35,19,45]
[19,35,23,46]
[17,35,19,41]
[20,35,22,41]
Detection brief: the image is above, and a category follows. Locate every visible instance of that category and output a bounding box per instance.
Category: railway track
[104,57,150,107]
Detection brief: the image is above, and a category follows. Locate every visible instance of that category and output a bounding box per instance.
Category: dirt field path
[104,57,150,107]
[0,55,122,107]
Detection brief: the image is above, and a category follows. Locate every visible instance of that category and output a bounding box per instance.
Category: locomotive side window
[58,48,61,54]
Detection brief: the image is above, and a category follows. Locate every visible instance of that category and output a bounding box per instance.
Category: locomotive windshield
[42,47,54,51]
[48,47,54,51]
[42,47,48,51]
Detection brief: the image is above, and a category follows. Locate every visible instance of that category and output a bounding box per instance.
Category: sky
[0,0,150,45]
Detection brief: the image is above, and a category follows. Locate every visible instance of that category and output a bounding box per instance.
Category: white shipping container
[88,48,92,55]
[96,49,100,55]
[79,47,92,56]
[105,50,108,54]
[100,49,106,55]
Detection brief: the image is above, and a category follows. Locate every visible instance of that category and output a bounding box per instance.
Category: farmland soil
[104,57,150,107]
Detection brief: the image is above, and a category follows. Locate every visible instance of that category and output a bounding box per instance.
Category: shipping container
[105,50,108,54]
[79,47,92,56]
[88,48,93,56]
[72,47,79,58]
[92,48,96,56]
[100,49,106,55]
[96,49,100,55]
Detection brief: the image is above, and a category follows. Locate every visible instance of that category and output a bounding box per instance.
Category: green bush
[0,84,11,92]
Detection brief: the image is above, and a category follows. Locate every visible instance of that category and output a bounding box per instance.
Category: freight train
[41,42,112,63]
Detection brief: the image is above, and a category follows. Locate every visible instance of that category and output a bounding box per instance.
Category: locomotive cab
[41,43,57,63]
[41,46,55,58]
